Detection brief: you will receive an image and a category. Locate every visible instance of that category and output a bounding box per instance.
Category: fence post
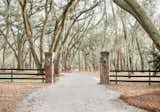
[44,52,54,83]
[149,69,151,86]
[11,69,13,82]
[39,69,45,83]
[100,51,109,84]
[116,71,118,84]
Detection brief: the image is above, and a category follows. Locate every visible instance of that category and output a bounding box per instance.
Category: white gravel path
[16,73,146,112]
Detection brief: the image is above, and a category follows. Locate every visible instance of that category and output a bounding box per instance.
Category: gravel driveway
[16,73,146,112]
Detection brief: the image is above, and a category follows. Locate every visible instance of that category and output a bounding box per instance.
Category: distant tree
[113,0,160,50]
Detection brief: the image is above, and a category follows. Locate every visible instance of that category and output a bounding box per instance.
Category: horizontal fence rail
[110,69,160,72]
[0,68,44,70]
[0,68,45,83]
[110,75,160,77]
[110,69,160,85]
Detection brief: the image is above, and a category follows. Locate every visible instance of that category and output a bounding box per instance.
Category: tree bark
[20,0,41,68]
[49,0,77,53]
[135,37,144,70]
[40,0,52,68]
[2,45,7,68]
[17,37,24,68]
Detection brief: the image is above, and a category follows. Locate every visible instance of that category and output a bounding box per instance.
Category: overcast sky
[156,0,160,12]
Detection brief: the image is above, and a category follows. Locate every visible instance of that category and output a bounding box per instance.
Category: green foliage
[150,50,160,70]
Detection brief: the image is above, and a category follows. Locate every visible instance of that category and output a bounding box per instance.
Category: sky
[156,0,160,13]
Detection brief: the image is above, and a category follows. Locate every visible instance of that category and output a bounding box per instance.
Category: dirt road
[16,73,146,112]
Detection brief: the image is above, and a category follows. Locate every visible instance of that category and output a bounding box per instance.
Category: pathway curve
[16,73,146,112]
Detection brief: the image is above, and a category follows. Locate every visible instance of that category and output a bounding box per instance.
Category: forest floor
[84,71,160,112]
[1,72,159,112]
[107,83,160,112]
[0,83,48,112]
[16,72,145,112]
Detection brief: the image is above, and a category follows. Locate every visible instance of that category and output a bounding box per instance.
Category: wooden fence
[110,70,160,85]
[0,68,45,83]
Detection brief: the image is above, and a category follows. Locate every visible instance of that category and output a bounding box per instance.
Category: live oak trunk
[113,0,160,50]
[20,0,41,68]
[2,45,7,68]
[136,37,144,70]
[40,0,51,68]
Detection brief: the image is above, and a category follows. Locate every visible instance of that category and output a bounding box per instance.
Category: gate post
[100,51,110,84]
[44,52,53,83]
[53,52,59,77]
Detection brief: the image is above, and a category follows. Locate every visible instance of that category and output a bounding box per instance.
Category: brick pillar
[44,52,53,83]
[100,51,110,84]
[53,52,59,77]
